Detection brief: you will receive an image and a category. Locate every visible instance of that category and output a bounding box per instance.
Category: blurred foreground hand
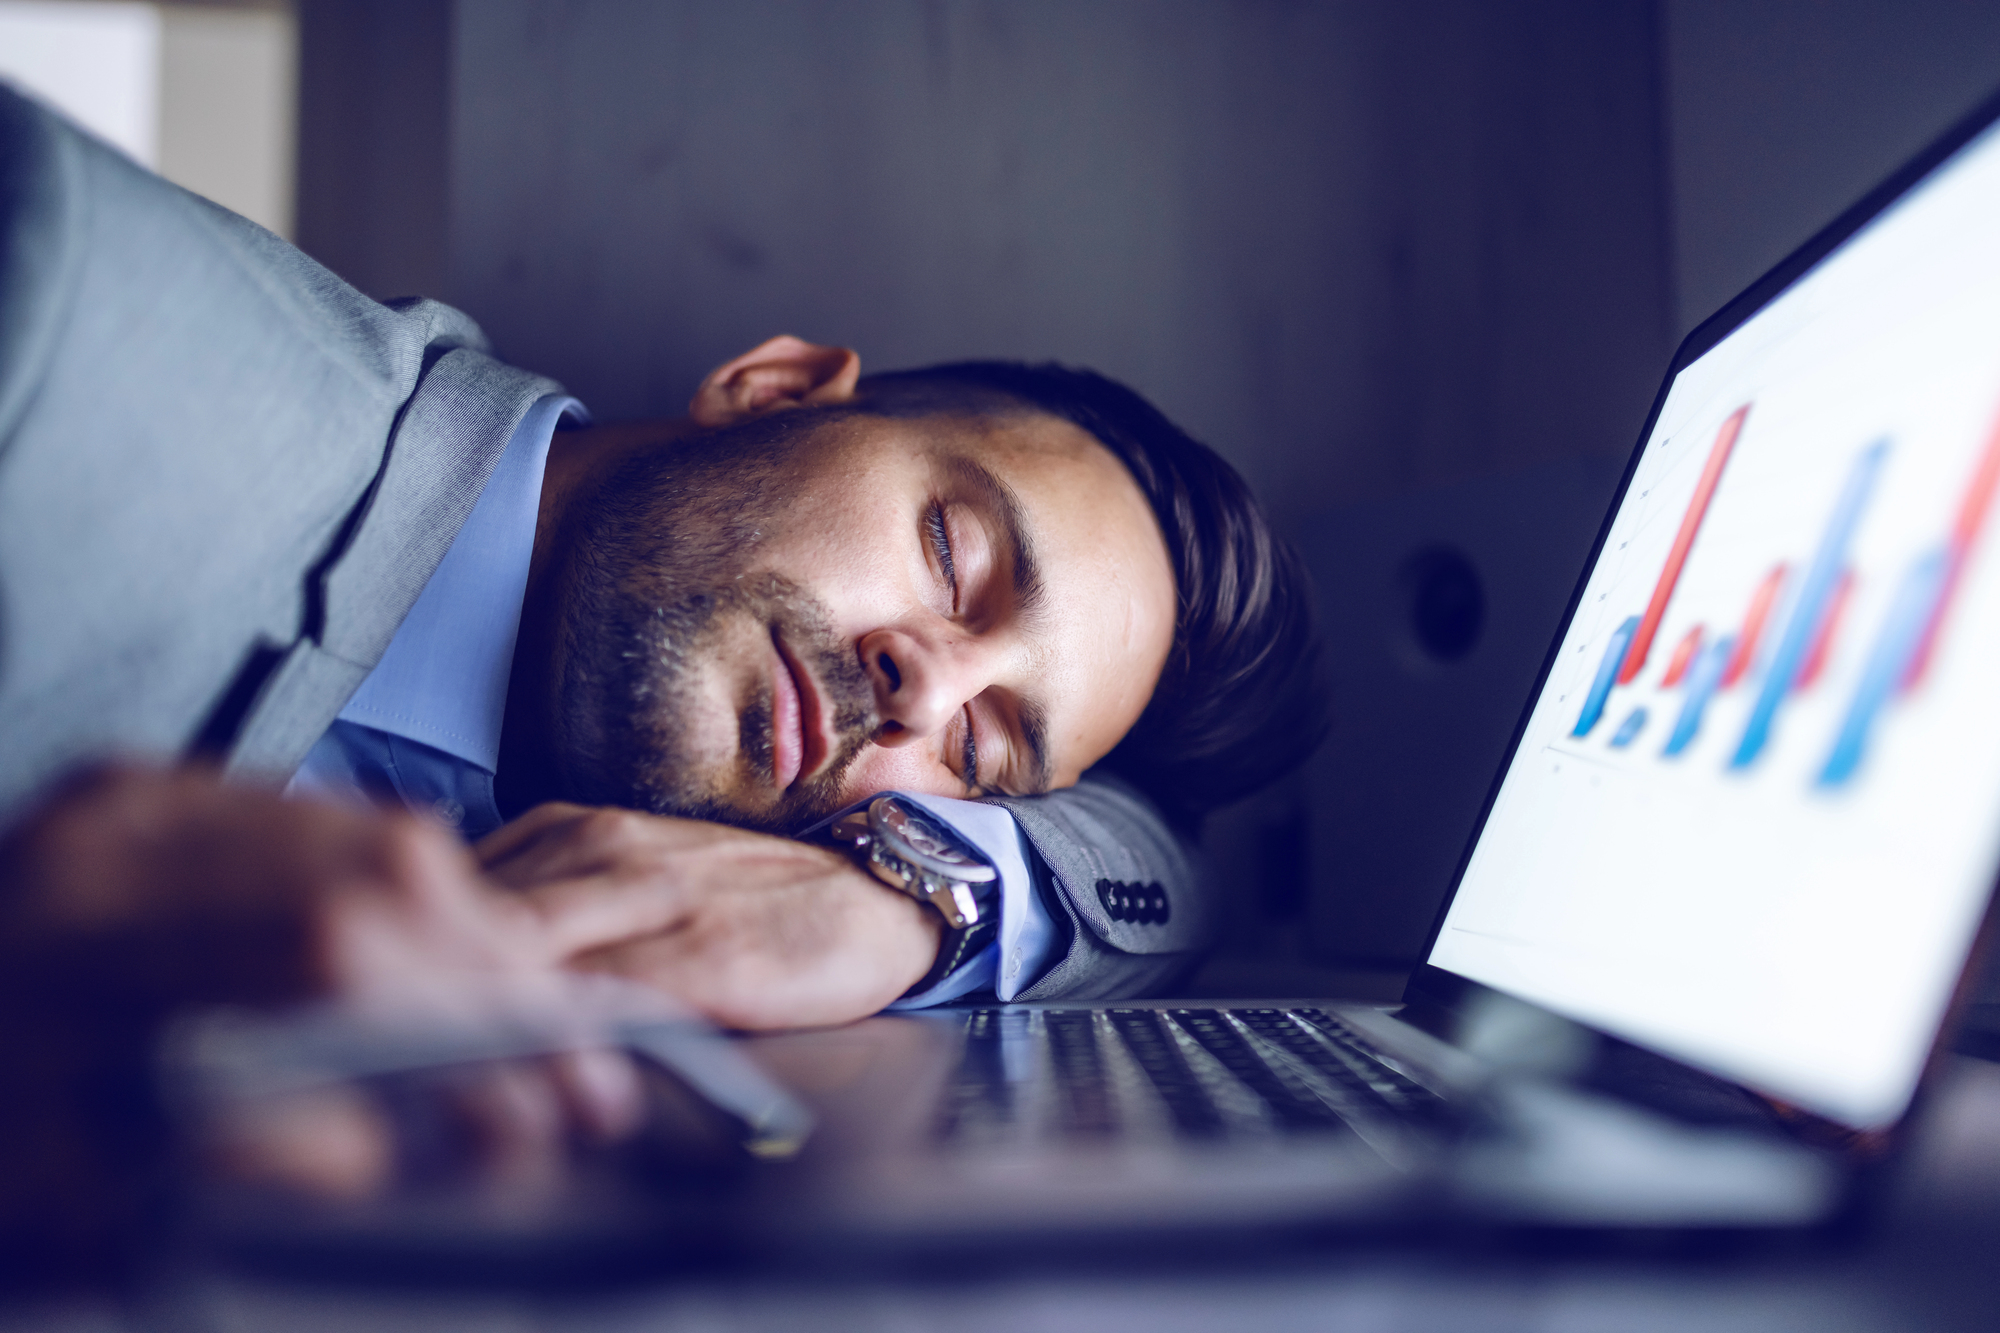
[0,766,641,1286]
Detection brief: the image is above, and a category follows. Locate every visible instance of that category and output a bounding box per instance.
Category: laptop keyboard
[936,1006,1447,1146]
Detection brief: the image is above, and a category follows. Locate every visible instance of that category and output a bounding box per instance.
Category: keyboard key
[1286,1009,1449,1115]
[933,1006,1443,1149]
[933,1007,1024,1142]
[1105,1009,1225,1137]
[1167,1010,1350,1131]
[1045,1010,1119,1137]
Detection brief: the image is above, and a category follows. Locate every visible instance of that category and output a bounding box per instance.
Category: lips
[769,629,831,791]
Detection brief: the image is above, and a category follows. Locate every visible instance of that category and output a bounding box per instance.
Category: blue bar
[1664,635,1737,756]
[1744,573,1800,688]
[1731,441,1890,769]
[1610,707,1648,748]
[1572,615,1641,737]
[1819,547,1950,787]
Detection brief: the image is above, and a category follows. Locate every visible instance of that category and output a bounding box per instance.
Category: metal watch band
[827,796,1000,997]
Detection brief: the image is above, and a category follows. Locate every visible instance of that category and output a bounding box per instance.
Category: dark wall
[295,0,451,302]
[1664,0,2000,335]
[294,0,1679,556]
[441,1,1670,532]
[1187,1,1674,980]
[445,0,1374,530]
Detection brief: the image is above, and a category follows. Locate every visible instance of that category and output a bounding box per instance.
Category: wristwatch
[828,795,1000,996]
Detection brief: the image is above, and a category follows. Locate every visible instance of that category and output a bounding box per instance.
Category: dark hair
[855,362,1328,829]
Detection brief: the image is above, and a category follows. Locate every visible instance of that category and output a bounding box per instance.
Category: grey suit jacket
[0,86,1210,1000]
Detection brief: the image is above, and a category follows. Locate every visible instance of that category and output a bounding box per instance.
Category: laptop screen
[1430,114,2000,1130]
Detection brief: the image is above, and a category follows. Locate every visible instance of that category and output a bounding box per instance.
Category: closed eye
[926,503,958,605]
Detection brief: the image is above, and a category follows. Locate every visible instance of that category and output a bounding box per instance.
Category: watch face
[868,797,998,883]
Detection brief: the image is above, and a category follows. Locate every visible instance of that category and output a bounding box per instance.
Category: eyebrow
[942,456,1054,793]
[944,456,1046,624]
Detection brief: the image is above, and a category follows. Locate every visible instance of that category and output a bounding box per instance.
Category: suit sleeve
[0,85,551,818]
[983,773,1215,1001]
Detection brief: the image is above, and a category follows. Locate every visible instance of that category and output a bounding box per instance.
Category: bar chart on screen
[1567,393,2000,789]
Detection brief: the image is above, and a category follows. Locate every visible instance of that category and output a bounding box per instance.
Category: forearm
[473,773,1212,1032]
[478,805,941,1030]
[565,857,941,1029]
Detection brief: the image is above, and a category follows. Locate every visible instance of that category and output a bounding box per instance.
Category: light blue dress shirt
[288,395,1059,1006]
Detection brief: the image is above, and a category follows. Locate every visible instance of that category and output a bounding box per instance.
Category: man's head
[517,336,1324,833]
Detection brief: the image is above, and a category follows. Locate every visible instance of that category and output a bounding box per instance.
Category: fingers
[200,1050,642,1203]
[2,764,531,1007]
[0,767,666,1261]
[442,1060,568,1190]
[317,811,547,989]
[480,804,727,886]
[199,1084,395,1200]
[570,865,942,1031]
[476,800,945,1029]
[471,800,596,867]
[480,807,724,957]
[477,804,633,887]
[525,877,692,961]
[548,1047,646,1143]
[513,826,849,961]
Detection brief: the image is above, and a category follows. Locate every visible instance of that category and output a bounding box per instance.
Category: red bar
[1660,625,1703,687]
[1722,562,1788,689]
[1618,406,1750,684]
[1904,395,2000,690]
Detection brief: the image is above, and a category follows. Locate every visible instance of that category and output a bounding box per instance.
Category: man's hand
[0,767,642,1282]
[2,764,542,1008]
[479,803,943,1030]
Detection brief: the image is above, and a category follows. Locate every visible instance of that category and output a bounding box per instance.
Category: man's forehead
[905,413,1142,523]
[940,406,1105,461]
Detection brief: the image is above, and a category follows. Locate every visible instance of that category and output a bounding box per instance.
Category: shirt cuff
[802,792,1062,1009]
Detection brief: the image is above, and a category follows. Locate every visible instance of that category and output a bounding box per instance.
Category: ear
[688,335,861,427]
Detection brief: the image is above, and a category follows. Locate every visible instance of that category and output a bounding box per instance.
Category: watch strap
[903,910,1000,997]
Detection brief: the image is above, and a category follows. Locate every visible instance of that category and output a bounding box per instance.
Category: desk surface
[10,1057,2000,1333]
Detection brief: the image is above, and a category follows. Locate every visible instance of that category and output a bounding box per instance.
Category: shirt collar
[336,394,586,772]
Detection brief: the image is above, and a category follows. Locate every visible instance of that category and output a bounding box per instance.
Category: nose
[859,626,1006,746]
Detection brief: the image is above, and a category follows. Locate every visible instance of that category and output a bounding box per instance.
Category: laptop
[189,83,2000,1271]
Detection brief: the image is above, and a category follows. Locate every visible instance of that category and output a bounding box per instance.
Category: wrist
[823,796,1000,999]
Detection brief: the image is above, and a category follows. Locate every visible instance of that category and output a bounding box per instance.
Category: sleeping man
[0,83,1323,1263]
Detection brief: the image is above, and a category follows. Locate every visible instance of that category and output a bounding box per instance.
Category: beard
[547,408,878,833]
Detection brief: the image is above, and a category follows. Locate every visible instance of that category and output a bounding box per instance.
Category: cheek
[747,524,914,629]
[754,462,907,571]
[835,745,959,803]
[670,647,753,775]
